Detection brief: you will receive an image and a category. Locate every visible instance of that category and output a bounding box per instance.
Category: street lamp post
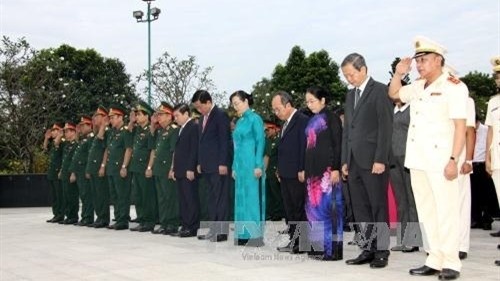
[133,0,161,106]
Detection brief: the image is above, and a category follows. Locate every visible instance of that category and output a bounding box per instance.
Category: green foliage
[251,46,347,120]
[460,71,496,121]
[0,36,138,173]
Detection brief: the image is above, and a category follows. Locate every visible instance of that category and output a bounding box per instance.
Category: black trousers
[390,155,421,246]
[471,162,500,224]
[203,172,230,234]
[177,177,200,232]
[280,177,307,242]
[348,157,390,258]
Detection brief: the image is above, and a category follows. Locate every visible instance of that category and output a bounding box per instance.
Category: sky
[1,0,499,101]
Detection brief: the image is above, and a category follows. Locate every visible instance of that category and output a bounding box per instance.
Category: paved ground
[0,207,499,281]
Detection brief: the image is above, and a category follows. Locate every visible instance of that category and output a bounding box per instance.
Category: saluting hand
[395,57,412,76]
[44,129,52,140]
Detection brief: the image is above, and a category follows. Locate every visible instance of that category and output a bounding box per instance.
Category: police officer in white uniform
[485,57,500,267]
[388,36,468,280]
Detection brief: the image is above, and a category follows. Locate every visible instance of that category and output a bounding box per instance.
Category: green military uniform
[70,116,94,226]
[86,128,111,227]
[106,105,132,229]
[265,134,285,221]
[46,127,64,222]
[129,101,157,231]
[59,122,79,224]
[151,102,180,234]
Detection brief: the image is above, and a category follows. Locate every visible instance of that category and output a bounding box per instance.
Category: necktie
[354,88,361,108]
[281,120,288,137]
[202,115,208,131]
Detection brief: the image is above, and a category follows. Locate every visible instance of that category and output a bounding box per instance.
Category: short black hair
[306,86,330,104]
[341,53,367,71]
[230,90,254,106]
[173,103,191,116]
[272,90,294,107]
[191,90,212,104]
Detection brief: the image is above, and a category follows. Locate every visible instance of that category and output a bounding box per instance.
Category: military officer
[43,122,64,223]
[59,121,80,225]
[128,101,156,232]
[389,36,468,280]
[148,102,180,235]
[264,120,285,221]
[69,115,95,226]
[86,106,111,228]
[106,104,133,230]
[486,57,500,268]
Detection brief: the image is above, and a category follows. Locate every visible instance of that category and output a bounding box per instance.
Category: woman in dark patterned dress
[304,86,343,260]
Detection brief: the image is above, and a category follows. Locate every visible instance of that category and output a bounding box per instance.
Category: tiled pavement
[1,207,499,281]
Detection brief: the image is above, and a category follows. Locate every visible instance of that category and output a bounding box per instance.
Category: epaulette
[171,124,178,129]
[447,76,461,84]
[415,77,424,81]
[89,132,94,137]
[61,138,66,142]
[121,126,128,131]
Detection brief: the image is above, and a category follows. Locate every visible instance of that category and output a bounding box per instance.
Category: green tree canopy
[251,46,347,121]
[460,71,496,121]
[0,36,137,173]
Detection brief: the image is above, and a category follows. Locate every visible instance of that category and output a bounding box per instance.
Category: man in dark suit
[271,91,309,254]
[191,90,231,242]
[170,103,200,238]
[340,53,393,268]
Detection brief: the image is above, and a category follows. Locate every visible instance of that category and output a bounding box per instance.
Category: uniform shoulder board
[61,138,66,142]
[415,77,424,81]
[122,126,128,131]
[105,127,109,131]
[89,132,94,137]
[447,76,461,84]
[145,125,149,130]
[171,124,178,129]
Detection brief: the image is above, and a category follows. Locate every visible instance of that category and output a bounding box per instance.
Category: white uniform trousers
[410,169,461,272]
[458,173,471,253]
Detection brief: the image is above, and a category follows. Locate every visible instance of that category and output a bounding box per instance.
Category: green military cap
[79,115,93,126]
[133,100,154,116]
[63,121,77,131]
[156,101,174,115]
[51,121,65,131]
[108,103,127,117]
[94,105,108,116]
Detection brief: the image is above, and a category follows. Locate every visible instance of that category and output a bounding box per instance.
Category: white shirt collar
[286,109,297,124]
[357,76,371,96]
[394,103,410,113]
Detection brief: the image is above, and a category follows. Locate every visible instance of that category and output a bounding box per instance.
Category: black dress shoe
[46,217,56,223]
[409,265,440,276]
[138,226,154,232]
[291,244,305,254]
[52,216,64,223]
[64,219,78,225]
[345,252,374,265]
[402,246,419,253]
[152,228,166,234]
[197,233,214,240]
[490,230,500,237]
[179,229,197,238]
[495,260,500,266]
[438,268,460,280]
[114,224,129,230]
[164,227,178,235]
[76,221,87,226]
[129,218,139,223]
[94,222,109,228]
[210,234,228,242]
[107,224,117,229]
[130,225,141,231]
[390,245,405,251]
[277,241,293,252]
[482,222,492,230]
[497,244,500,250]
[458,251,467,260]
[370,257,388,268]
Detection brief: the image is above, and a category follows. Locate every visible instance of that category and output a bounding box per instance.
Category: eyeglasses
[305,99,319,105]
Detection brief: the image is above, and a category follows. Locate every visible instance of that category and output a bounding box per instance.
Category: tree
[389,57,411,85]
[140,51,225,108]
[251,46,347,120]
[460,71,496,121]
[0,37,137,173]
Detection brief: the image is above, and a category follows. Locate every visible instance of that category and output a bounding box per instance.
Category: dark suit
[174,119,200,232]
[341,77,393,258]
[277,110,309,242]
[198,106,232,234]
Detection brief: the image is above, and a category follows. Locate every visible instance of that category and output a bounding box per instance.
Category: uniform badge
[430,92,442,96]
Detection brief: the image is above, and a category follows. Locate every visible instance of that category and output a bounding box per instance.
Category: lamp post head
[151,7,161,19]
[133,10,144,21]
